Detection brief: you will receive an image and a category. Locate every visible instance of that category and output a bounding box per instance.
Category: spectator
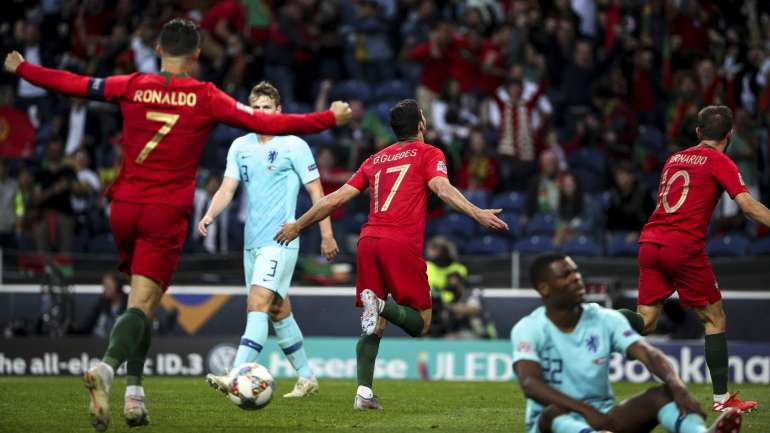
[34,139,76,255]
[525,149,561,221]
[0,159,18,248]
[456,128,500,192]
[554,172,586,246]
[192,173,230,254]
[346,0,393,83]
[317,147,351,221]
[431,78,478,145]
[14,166,36,249]
[131,17,159,74]
[0,86,34,159]
[606,162,655,241]
[75,272,128,337]
[14,19,54,126]
[435,272,496,339]
[425,236,468,304]
[407,21,455,120]
[479,24,512,97]
[71,148,103,238]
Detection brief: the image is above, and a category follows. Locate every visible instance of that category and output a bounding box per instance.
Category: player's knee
[643,385,672,408]
[247,286,273,312]
[538,405,568,433]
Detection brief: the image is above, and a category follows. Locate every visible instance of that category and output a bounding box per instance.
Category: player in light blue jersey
[512,253,742,433]
[199,82,339,398]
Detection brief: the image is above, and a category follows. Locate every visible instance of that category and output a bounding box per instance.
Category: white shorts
[243,246,298,299]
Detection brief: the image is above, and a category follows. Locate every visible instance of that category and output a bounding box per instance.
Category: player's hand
[582,407,615,432]
[320,236,339,261]
[198,215,214,237]
[275,222,300,246]
[671,385,706,419]
[4,51,24,74]
[474,208,509,232]
[330,101,352,126]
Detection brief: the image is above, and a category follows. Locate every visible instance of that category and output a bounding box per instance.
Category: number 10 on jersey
[373,164,411,213]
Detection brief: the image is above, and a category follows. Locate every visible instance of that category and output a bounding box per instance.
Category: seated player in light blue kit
[199,81,339,398]
[512,253,742,433]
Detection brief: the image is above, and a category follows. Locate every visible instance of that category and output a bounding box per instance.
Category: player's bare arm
[274,184,360,245]
[514,360,616,431]
[428,176,509,232]
[198,176,239,237]
[304,179,339,260]
[626,340,705,418]
[735,192,770,228]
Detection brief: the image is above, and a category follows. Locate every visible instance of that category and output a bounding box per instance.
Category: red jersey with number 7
[640,144,748,253]
[346,140,448,254]
[15,62,335,214]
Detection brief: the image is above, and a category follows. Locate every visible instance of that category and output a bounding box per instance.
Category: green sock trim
[705,332,728,395]
[618,309,645,334]
[103,308,147,371]
[356,334,381,388]
[126,316,152,386]
[380,301,424,337]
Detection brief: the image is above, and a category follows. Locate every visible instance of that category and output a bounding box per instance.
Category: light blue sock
[233,311,269,368]
[551,414,595,433]
[657,401,707,433]
[273,313,314,379]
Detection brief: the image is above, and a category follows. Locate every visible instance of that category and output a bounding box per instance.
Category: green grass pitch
[0,378,766,432]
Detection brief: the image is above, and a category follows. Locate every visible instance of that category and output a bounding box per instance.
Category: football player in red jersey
[5,18,351,431]
[619,106,770,414]
[275,99,508,410]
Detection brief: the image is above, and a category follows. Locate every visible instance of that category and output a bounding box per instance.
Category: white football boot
[353,393,383,410]
[283,377,319,398]
[206,372,230,394]
[84,363,113,432]
[123,394,149,427]
[360,289,382,335]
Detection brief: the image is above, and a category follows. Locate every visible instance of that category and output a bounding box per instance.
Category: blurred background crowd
[1,0,770,269]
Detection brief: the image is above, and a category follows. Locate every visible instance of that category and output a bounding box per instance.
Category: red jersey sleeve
[15,61,133,101]
[712,154,749,198]
[206,85,335,135]
[423,147,449,182]
[346,159,370,191]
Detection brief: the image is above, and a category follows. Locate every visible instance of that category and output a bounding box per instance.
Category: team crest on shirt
[268,150,278,164]
[437,160,447,174]
[517,341,533,354]
[585,335,599,353]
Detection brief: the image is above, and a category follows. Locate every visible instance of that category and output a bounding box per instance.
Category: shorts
[110,201,188,290]
[638,242,721,307]
[528,402,613,433]
[355,236,431,311]
[244,245,298,299]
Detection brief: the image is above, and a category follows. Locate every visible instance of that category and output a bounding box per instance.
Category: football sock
[273,314,314,379]
[617,309,645,334]
[705,332,728,395]
[657,401,707,433]
[551,414,595,433]
[233,311,268,368]
[356,385,373,399]
[125,385,144,399]
[356,334,381,388]
[380,301,424,337]
[102,308,148,371]
[126,316,152,386]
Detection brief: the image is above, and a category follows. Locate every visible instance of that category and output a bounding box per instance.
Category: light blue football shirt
[224,133,319,250]
[511,303,643,433]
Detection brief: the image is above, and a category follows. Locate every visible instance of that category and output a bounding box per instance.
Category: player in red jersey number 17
[618,106,770,415]
[275,99,508,410]
[5,18,351,432]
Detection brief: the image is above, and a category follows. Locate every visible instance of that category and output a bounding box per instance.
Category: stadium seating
[514,235,555,255]
[568,148,608,193]
[344,212,369,234]
[372,79,414,102]
[462,190,489,208]
[490,191,526,214]
[606,232,640,257]
[749,237,770,255]
[463,235,511,255]
[374,100,397,123]
[706,234,751,257]
[442,212,476,238]
[497,212,523,239]
[331,79,372,103]
[525,213,556,236]
[281,101,312,114]
[561,235,604,257]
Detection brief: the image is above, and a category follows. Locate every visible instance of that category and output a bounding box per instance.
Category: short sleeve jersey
[640,144,748,253]
[346,140,448,254]
[511,303,642,432]
[225,134,319,250]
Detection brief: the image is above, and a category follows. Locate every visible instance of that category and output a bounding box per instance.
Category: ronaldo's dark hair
[529,252,567,289]
[389,99,421,140]
[697,105,733,141]
[159,18,200,57]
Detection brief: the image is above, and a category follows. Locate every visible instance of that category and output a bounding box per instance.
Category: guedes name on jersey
[372,149,417,165]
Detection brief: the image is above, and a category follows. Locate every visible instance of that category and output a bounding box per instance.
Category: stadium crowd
[1,0,770,263]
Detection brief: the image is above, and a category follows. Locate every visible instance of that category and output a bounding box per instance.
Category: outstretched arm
[198,176,239,237]
[627,341,705,418]
[5,51,129,100]
[208,86,351,135]
[428,176,508,232]
[735,192,770,227]
[274,184,360,245]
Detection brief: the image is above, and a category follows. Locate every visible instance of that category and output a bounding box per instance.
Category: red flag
[0,107,35,158]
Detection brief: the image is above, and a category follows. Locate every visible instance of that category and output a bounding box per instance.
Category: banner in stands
[1,338,768,384]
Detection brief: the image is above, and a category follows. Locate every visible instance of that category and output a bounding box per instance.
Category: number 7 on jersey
[135,111,180,164]
[373,164,411,213]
